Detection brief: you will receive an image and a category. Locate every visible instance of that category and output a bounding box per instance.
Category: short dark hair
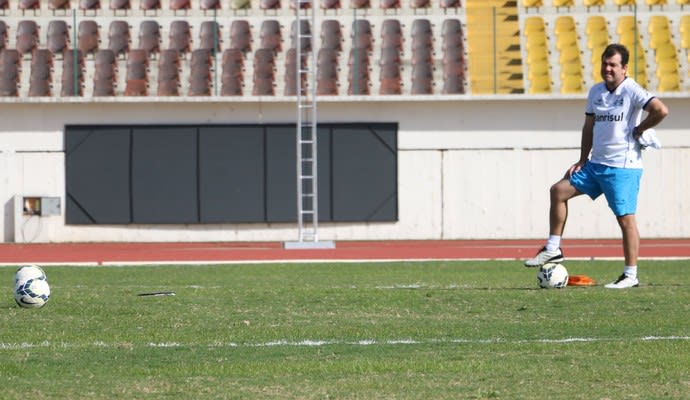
[602,44,629,66]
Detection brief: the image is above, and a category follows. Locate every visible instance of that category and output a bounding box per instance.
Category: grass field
[2,260,689,399]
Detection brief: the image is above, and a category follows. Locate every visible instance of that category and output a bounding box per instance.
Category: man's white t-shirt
[585,77,655,169]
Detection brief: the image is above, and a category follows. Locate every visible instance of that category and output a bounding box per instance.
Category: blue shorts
[569,161,643,217]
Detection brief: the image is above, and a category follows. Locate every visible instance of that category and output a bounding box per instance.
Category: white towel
[638,128,662,150]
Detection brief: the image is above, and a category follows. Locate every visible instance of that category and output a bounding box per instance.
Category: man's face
[600,52,628,88]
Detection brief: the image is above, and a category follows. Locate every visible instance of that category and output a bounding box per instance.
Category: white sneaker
[524,246,564,268]
[604,274,640,289]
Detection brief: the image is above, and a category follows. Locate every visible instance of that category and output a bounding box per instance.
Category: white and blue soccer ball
[14,265,51,308]
[537,263,569,289]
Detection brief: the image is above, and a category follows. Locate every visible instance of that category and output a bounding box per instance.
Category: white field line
[1,336,689,350]
[3,256,690,267]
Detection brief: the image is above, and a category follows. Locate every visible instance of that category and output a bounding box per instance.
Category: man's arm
[633,98,669,140]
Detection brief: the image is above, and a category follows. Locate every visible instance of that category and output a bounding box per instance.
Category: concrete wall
[1,95,688,242]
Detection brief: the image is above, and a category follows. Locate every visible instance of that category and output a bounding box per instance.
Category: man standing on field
[524,43,669,289]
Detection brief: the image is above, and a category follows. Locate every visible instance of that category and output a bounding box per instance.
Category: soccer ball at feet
[537,263,569,289]
[14,265,51,308]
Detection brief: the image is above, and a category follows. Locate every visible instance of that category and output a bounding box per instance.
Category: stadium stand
[1,0,690,98]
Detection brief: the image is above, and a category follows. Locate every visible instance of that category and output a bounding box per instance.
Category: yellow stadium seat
[655,60,678,78]
[528,61,550,78]
[678,0,690,8]
[559,46,581,64]
[561,75,584,93]
[657,74,680,92]
[556,31,578,50]
[587,30,609,49]
[522,0,543,7]
[561,61,583,77]
[527,48,549,65]
[583,0,605,9]
[654,42,678,64]
[645,0,667,6]
[681,31,690,50]
[529,74,551,94]
[586,16,607,35]
[526,35,548,52]
[616,16,637,35]
[552,0,574,8]
[648,16,670,34]
[614,0,636,8]
[554,16,576,34]
[524,17,546,35]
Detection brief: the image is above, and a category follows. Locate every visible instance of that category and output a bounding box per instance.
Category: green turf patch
[2,260,689,399]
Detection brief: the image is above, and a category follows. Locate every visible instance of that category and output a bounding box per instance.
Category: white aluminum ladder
[285,1,335,249]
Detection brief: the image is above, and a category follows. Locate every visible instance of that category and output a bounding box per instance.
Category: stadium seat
[560,75,583,93]
[19,0,40,14]
[380,0,401,11]
[583,0,604,10]
[647,17,672,57]
[522,0,542,8]
[645,0,667,8]
[351,19,373,51]
[411,62,433,94]
[614,0,635,9]
[681,16,690,50]
[126,49,148,82]
[284,48,306,96]
[290,20,311,53]
[221,48,243,96]
[79,0,101,12]
[199,21,222,53]
[253,48,276,95]
[16,20,39,55]
[140,0,161,12]
[260,0,280,10]
[200,0,221,11]
[124,79,147,96]
[153,52,178,94]
[170,0,191,12]
[49,0,71,13]
[678,0,690,8]
[552,0,573,10]
[61,50,85,96]
[320,0,340,10]
[47,20,70,54]
[351,0,370,8]
[260,20,282,53]
[77,20,100,55]
[381,19,403,52]
[439,0,460,12]
[93,52,117,96]
[168,20,191,54]
[0,49,20,96]
[657,72,680,92]
[108,21,130,57]
[110,0,131,11]
[230,20,252,54]
[290,0,311,9]
[316,48,339,95]
[348,47,370,95]
[138,20,161,55]
[321,20,342,51]
[230,0,250,11]
[379,49,401,95]
[189,52,212,96]
[411,0,429,8]
[0,22,6,50]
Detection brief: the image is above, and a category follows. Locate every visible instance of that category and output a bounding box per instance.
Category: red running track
[0,239,688,265]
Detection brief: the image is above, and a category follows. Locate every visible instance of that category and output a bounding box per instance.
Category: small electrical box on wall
[23,197,61,216]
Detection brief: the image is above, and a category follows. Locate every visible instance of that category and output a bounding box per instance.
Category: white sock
[545,235,561,252]
[624,265,638,279]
